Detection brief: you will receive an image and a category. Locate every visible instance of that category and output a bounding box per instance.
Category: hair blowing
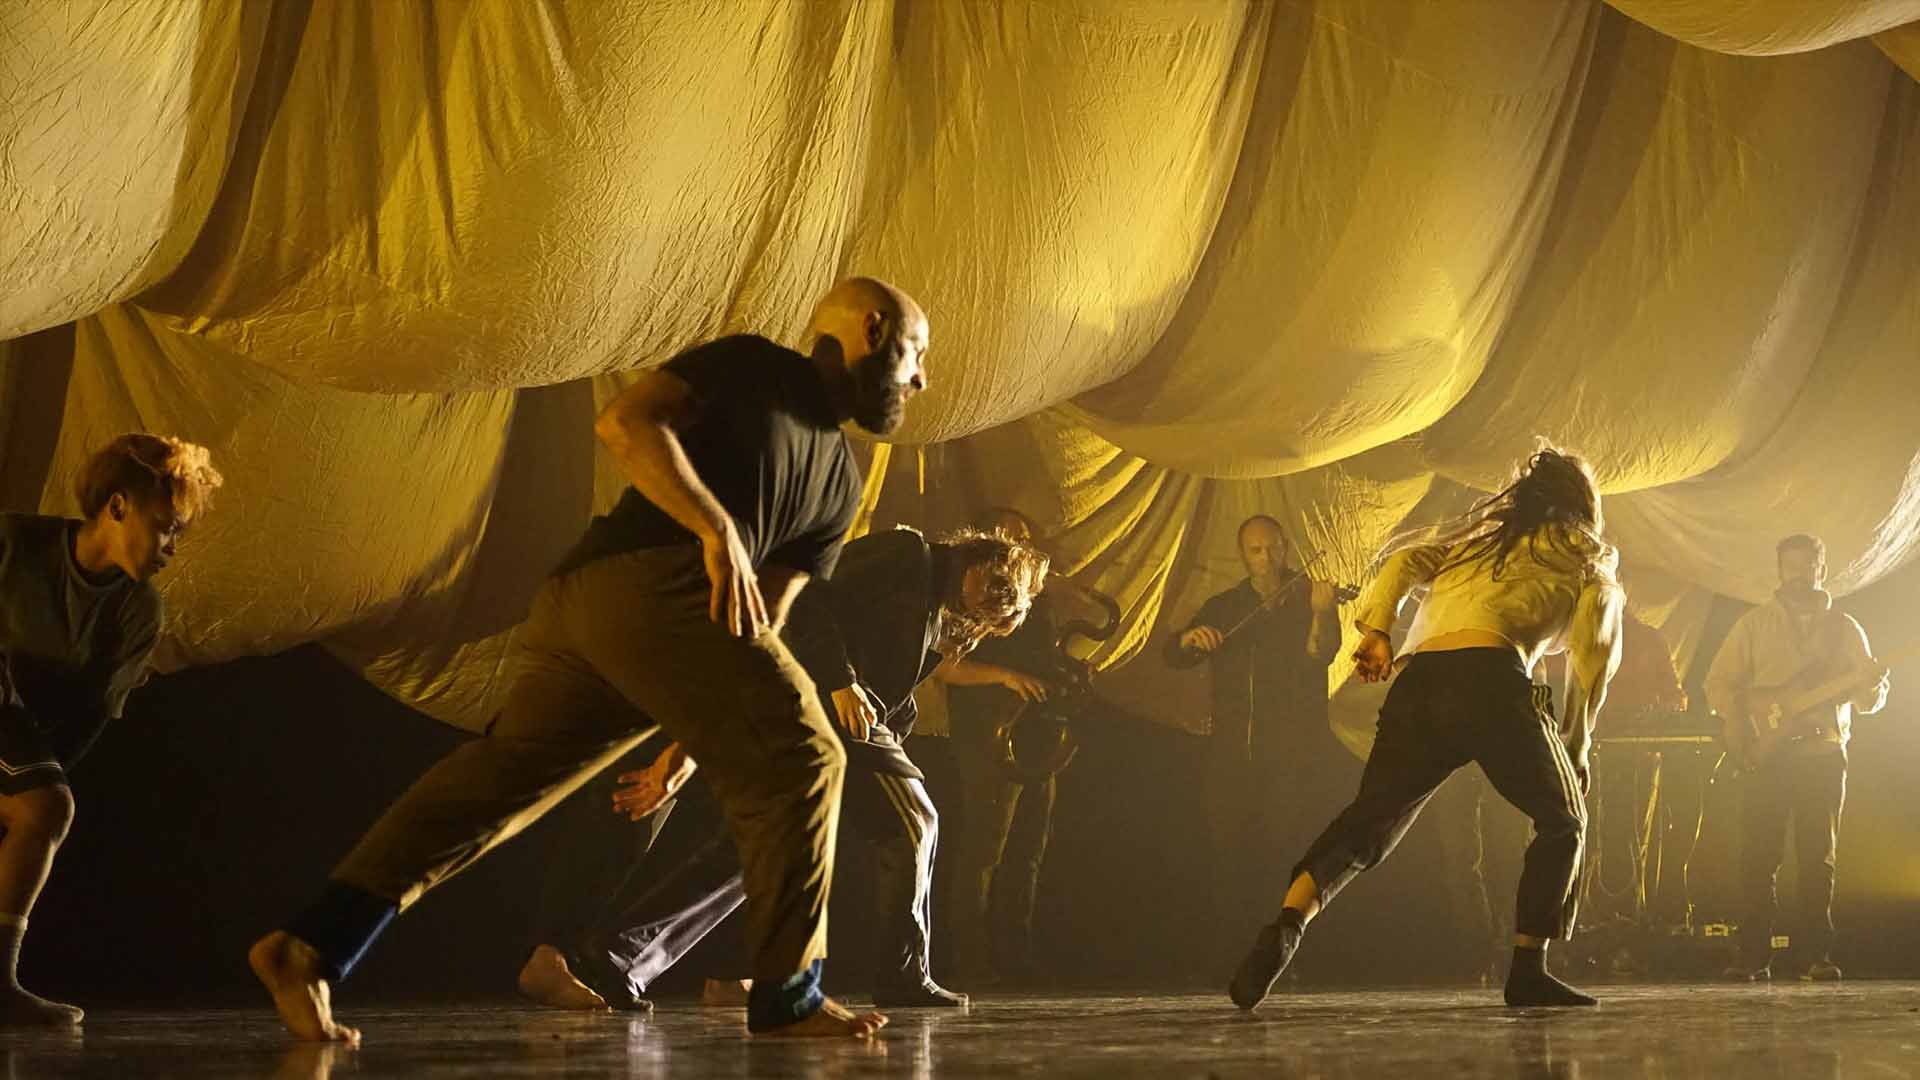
[75,433,224,522]
[935,526,1051,653]
[1382,443,1614,582]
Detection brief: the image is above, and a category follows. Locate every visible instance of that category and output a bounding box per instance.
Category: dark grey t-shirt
[556,335,861,580]
[0,513,162,761]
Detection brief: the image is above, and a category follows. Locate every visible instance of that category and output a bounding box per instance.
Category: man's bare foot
[754,996,888,1039]
[0,984,82,1026]
[700,978,752,1007]
[517,945,610,1011]
[249,931,361,1044]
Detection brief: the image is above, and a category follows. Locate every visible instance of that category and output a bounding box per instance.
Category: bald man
[250,278,929,1042]
[1166,515,1344,971]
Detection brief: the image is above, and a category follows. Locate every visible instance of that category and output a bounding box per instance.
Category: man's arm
[595,369,766,637]
[1351,543,1449,639]
[774,575,879,740]
[1704,615,1754,744]
[1348,543,1448,681]
[106,596,163,715]
[1563,580,1626,793]
[1840,615,1890,715]
[611,740,700,821]
[52,593,161,765]
[1305,580,1341,666]
[1164,594,1227,670]
[935,657,1051,703]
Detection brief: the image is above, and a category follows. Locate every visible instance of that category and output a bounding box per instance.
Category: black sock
[1510,945,1546,977]
[1504,946,1596,1007]
[1230,910,1307,1010]
[1,919,25,989]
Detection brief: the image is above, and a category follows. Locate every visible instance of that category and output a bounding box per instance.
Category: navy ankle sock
[283,881,399,984]
[746,960,825,1032]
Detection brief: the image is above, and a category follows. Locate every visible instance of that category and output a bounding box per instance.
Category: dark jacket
[1164,575,1336,762]
[784,528,945,777]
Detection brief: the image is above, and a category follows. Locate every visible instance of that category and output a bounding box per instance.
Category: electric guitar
[1727,643,1913,773]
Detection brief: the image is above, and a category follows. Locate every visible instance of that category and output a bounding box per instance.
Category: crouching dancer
[250,278,927,1042]
[1,434,221,1024]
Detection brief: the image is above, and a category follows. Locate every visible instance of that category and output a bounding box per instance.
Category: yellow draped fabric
[1608,0,1920,56]
[4,0,1918,731]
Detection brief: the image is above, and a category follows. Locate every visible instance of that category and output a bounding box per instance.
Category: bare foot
[517,945,609,1011]
[0,984,82,1026]
[754,996,888,1039]
[249,931,361,1044]
[700,978,752,1007]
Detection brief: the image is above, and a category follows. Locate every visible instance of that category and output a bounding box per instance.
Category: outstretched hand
[611,743,698,821]
[999,668,1052,703]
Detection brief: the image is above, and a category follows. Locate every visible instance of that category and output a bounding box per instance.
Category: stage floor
[4,984,1917,1078]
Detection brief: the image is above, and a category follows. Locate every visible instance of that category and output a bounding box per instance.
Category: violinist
[1165,515,1346,971]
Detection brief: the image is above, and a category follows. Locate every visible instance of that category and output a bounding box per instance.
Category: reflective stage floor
[3,984,1917,1078]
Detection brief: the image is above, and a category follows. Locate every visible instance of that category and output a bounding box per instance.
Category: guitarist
[1705,533,1888,982]
[1165,515,1345,970]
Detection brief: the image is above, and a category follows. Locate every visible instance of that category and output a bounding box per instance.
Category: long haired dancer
[1229,445,1623,1010]
[0,435,221,1024]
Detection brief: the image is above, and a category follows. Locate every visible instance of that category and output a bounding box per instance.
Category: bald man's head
[1237,515,1287,580]
[807,277,929,435]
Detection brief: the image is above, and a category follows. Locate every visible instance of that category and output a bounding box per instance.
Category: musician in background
[1165,515,1343,968]
[1602,614,1688,722]
[939,508,1061,987]
[1705,534,1889,982]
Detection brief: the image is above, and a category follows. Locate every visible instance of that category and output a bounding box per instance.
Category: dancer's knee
[0,785,75,847]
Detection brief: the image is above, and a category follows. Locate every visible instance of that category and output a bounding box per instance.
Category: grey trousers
[578,764,942,996]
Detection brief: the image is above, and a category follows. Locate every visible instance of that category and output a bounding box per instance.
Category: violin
[1214,558,1361,644]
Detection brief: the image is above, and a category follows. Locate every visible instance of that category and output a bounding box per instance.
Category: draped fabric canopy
[4,0,1918,730]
